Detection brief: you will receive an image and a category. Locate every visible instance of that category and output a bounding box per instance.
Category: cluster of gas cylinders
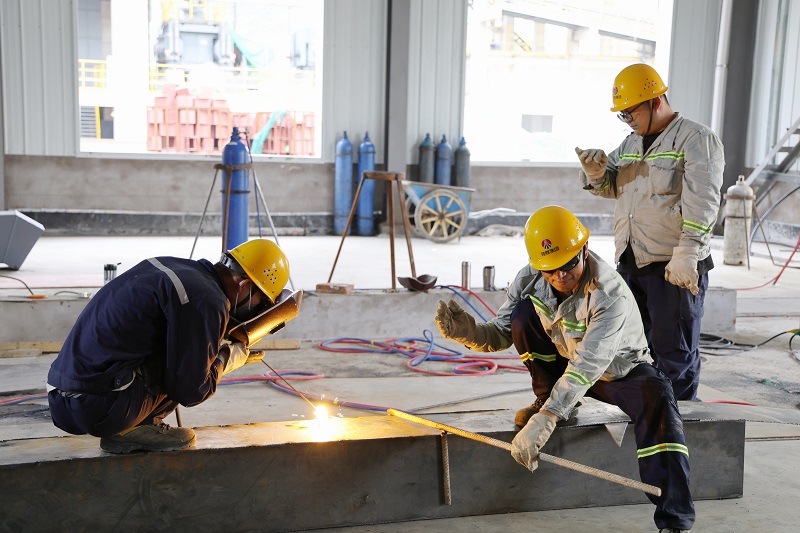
[333,132,471,236]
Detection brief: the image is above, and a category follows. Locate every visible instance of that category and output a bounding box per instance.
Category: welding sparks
[314,405,329,419]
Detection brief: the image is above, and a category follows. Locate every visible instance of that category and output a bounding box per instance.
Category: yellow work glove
[665,246,699,295]
[435,300,477,345]
[510,411,557,472]
[575,147,608,181]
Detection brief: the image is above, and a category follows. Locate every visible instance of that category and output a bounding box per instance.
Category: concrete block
[0,413,744,532]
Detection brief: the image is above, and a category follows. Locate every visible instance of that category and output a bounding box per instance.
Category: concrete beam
[0,287,737,344]
[0,412,743,532]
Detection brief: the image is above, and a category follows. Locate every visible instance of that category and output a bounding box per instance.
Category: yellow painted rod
[387,408,661,497]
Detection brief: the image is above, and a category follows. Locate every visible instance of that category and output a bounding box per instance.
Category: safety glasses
[541,252,582,275]
[616,101,647,123]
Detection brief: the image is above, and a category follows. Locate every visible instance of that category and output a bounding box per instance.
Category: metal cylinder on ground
[461,261,471,289]
[435,134,452,186]
[483,265,496,291]
[221,127,250,251]
[723,175,755,265]
[453,137,471,188]
[418,133,435,184]
[334,132,354,235]
[356,132,376,235]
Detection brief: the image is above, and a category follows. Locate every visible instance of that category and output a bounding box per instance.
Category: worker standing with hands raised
[576,63,724,401]
[435,206,694,533]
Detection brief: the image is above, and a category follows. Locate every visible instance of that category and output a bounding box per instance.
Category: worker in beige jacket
[576,63,725,401]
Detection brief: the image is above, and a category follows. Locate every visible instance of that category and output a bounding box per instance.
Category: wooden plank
[0,341,62,354]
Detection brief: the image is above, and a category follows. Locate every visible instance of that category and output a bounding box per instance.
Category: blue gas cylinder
[334,131,354,235]
[434,134,452,186]
[418,133,434,184]
[453,136,471,188]
[221,127,250,251]
[356,132,376,236]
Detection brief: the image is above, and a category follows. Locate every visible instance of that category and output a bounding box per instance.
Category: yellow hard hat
[610,63,668,112]
[524,206,589,271]
[228,239,289,301]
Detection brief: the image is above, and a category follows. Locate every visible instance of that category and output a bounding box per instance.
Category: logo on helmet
[541,239,552,249]
[613,86,618,96]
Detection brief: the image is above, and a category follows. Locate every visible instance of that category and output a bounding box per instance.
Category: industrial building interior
[1,0,800,532]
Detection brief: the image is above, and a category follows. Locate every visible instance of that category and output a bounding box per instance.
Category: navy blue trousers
[48,376,179,438]
[620,271,707,401]
[511,298,695,530]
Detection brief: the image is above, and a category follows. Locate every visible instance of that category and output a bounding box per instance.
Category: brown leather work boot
[514,397,547,427]
[100,423,196,454]
[514,397,581,427]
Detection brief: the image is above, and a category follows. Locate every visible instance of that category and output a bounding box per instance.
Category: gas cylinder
[723,175,755,265]
[434,134,452,186]
[453,136,471,188]
[334,131,354,235]
[221,127,250,251]
[356,132,376,235]
[418,133,434,184]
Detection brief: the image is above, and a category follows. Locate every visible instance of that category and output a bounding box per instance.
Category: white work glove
[218,341,252,375]
[665,246,699,295]
[575,147,608,180]
[511,411,557,472]
[435,300,478,345]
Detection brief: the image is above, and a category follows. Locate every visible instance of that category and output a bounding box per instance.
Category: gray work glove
[511,411,557,472]
[575,147,608,181]
[665,246,699,295]
[218,341,252,376]
[435,299,477,345]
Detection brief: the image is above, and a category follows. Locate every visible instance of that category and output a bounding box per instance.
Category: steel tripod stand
[189,135,294,290]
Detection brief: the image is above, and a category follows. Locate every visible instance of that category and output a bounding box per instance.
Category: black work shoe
[100,424,196,454]
[514,398,581,428]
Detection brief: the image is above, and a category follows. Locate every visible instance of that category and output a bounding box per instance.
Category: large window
[77,0,323,157]
[464,0,673,163]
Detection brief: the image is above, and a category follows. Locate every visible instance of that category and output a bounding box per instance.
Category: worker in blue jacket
[47,239,290,454]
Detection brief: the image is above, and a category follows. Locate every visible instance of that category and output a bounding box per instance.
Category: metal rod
[189,169,219,259]
[440,432,452,505]
[327,177,366,284]
[387,408,662,497]
[261,359,318,412]
[396,177,418,278]
[387,176,397,290]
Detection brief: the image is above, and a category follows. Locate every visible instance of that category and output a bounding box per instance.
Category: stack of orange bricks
[147,85,315,156]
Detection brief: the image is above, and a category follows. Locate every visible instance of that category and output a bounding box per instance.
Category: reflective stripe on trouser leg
[588,363,695,530]
[510,297,566,399]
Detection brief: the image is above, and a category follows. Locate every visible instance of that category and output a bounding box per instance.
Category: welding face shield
[225,288,303,347]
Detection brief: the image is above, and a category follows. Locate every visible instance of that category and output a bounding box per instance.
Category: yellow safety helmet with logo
[227,238,290,301]
[610,63,668,112]
[524,206,589,271]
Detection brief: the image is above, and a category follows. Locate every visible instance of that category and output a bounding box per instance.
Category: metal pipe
[710,0,733,135]
[387,408,662,497]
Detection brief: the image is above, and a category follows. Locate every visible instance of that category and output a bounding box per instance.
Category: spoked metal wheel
[414,189,468,243]
[404,196,424,238]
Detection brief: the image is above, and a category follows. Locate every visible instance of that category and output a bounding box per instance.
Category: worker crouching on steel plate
[435,206,694,533]
[47,238,290,454]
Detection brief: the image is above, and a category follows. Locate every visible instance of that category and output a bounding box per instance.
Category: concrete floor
[1,232,800,532]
